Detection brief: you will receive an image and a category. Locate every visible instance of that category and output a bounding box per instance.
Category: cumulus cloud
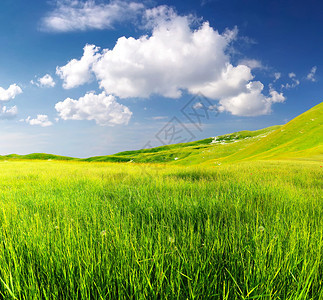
[56,5,286,117]
[0,105,18,119]
[0,84,22,101]
[306,66,317,82]
[56,44,100,89]
[189,64,253,99]
[55,91,132,126]
[57,7,239,98]
[218,82,285,116]
[91,20,238,99]
[25,115,53,127]
[31,74,56,88]
[41,0,145,32]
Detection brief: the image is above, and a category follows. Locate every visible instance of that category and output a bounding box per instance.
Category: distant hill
[1,102,322,164]
[0,153,75,161]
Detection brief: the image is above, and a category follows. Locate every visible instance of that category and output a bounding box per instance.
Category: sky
[0,0,322,157]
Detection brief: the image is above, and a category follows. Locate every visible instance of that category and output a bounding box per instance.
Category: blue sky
[0,0,322,157]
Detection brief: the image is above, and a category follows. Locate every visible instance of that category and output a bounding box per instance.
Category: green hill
[85,102,322,164]
[1,102,322,164]
[0,153,76,161]
[218,101,323,163]
[82,125,281,164]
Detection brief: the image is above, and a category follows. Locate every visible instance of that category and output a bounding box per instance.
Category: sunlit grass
[0,160,322,299]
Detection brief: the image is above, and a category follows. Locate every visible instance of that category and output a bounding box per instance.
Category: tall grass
[0,160,322,299]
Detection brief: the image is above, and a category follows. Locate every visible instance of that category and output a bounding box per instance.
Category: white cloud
[55,91,132,126]
[41,0,145,32]
[269,90,285,103]
[56,44,100,89]
[239,59,263,70]
[25,115,53,127]
[239,36,257,45]
[143,5,198,30]
[91,13,241,99]
[56,5,285,117]
[32,74,56,88]
[0,84,22,101]
[218,81,285,116]
[282,79,300,89]
[0,105,18,119]
[273,72,281,82]
[282,72,300,89]
[189,64,253,99]
[306,66,317,82]
[151,116,168,120]
[193,102,203,109]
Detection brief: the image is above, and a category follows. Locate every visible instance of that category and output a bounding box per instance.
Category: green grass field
[0,160,322,299]
[0,102,322,299]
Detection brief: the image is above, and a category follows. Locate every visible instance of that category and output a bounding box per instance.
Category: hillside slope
[87,102,322,164]
[218,102,323,163]
[84,126,281,164]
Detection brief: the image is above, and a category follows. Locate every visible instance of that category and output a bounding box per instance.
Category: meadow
[0,159,322,299]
